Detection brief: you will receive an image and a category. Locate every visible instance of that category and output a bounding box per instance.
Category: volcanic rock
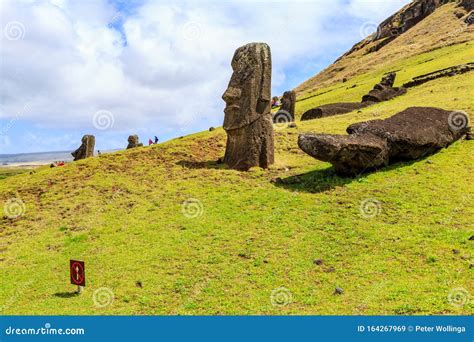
[298,107,469,175]
[71,135,95,161]
[126,135,143,149]
[222,42,274,171]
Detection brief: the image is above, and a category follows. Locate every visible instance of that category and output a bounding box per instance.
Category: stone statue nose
[222,87,241,103]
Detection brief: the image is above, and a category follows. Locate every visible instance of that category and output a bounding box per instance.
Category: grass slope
[0,49,473,315]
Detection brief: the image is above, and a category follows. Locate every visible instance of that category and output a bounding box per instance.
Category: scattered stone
[71,135,95,161]
[222,42,274,171]
[454,11,464,19]
[288,122,297,128]
[466,130,474,140]
[362,72,406,103]
[313,259,324,266]
[209,127,215,131]
[469,235,474,241]
[277,90,296,122]
[298,107,469,175]
[126,135,143,149]
[334,287,344,295]
[342,77,347,83]
[217,157,223,164]
[403,63,474,88]
[426,160,433,164]
[324,266,335,273]
[135,281,143,288]
[452,249,460,255]
[301,102,371,121]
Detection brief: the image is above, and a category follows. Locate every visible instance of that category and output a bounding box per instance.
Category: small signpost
[70,260,85,293]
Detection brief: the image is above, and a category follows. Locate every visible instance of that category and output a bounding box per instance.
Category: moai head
[222,43,271,131]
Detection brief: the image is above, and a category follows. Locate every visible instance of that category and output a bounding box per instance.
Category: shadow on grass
[176,159,227,170]
[274,157,430,193]
[54,292,80,298]
[272,167,355,193]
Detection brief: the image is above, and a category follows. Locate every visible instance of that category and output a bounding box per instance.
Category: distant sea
[0,151,73,166]
[0,150,116,166]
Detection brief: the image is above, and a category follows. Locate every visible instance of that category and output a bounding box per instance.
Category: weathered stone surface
[362,72,407,102]
[298,107,469,175]
[403,63,474,88]
[71,135,95,161]
[277,90,296,122]
[127,135,143,149]
[375,0,449,41]
[222,42,274,170]
[301,102,371,121]
[298,133,389,175]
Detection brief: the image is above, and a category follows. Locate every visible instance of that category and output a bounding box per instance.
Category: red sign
[70,260,85,286]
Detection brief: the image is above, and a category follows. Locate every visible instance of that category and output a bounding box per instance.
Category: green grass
[0,167,32,180]
[0,44,473,315]
[296,41,474,117]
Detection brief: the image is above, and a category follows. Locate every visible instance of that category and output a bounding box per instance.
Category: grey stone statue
[71,135,95,161]
[222,42,274,170]
[127,135,143,149]
[278,90,296,122]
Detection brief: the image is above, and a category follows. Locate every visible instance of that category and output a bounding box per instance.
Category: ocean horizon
[0,149,118,166]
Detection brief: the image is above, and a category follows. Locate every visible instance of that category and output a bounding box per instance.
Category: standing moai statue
[222,42,274,171]
[278,90,296,122]
[126,135,143,149]
[71,135,95,161]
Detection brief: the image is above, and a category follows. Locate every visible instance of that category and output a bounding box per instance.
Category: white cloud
[0,0,410,152]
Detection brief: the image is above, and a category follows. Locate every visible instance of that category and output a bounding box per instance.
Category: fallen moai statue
[403,63,474,88]
[127,135,143,149]
[361,72,406,103]
[301,102,372,121]
[298,107,470,176]
[301,72,405,121]
[71,135,95,161]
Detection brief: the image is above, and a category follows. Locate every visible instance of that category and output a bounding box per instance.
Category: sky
[0,0,411,154]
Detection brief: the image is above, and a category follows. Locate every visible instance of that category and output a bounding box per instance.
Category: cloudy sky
[0,0,410,154]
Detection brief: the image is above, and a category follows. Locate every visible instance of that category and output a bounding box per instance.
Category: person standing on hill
[154,136,159,144]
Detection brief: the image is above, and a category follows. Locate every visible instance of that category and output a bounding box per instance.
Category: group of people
[148,136,159,145]
[271,96,280,108]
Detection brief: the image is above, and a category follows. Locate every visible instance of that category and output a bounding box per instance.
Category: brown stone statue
[278,90,296,122]
[71,135,95,161]
[222,42,274,171]
[127,135,143,149]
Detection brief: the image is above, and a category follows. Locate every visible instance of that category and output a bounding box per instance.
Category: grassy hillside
[295,2,474,96]
[1,6,473,315]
